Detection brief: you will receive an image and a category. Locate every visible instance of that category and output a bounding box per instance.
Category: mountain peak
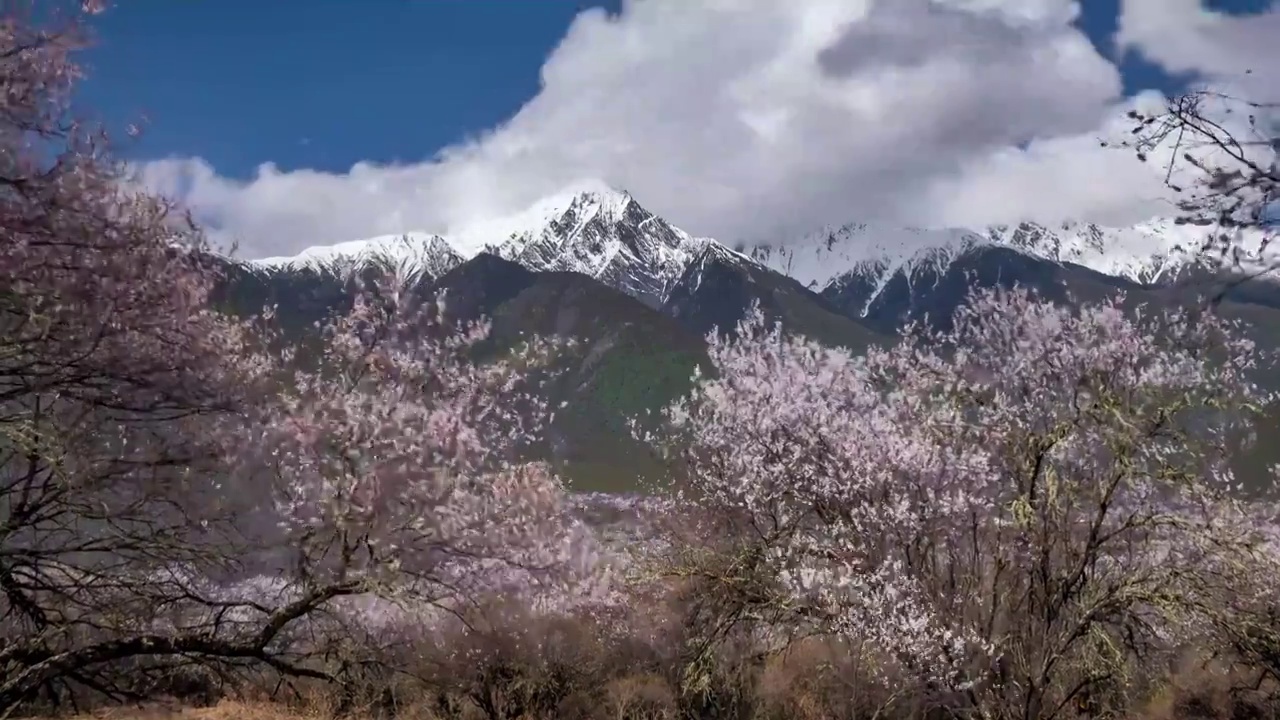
[248,181,716,307]
[398,180,637,258]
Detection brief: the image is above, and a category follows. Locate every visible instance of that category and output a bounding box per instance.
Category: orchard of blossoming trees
[4,3,1280,720]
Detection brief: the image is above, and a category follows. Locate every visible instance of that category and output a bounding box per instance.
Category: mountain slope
[256,232,463,287]
[664,242,886,352]
[221,252,708,492]
[819,245,1145,334]
[443,260,707,491]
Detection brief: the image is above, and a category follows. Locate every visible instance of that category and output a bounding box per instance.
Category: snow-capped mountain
[252,180,1278,323]
[255,180,713,308]
[748,217,1277,296]
[742,218,1276,330]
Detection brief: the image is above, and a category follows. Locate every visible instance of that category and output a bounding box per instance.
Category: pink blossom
[644,288,1279,699]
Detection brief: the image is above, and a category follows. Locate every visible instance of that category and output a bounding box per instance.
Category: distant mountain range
[224,180,1280,493]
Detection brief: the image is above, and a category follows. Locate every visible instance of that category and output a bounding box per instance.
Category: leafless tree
[1109,76,1279,299]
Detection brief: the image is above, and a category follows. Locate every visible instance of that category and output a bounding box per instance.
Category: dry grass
[40,701,336,720]
[22,656,1280,720]
[30,672,1280,720]
[16,577,1280,720]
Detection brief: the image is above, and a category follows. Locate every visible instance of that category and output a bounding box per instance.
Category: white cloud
[1116,1,1280,157]
[137,0,1268,259]
[921,92,1180,228]
[1115,0,1279,160]
[1117,0,1280,82]
[1115,0,1279,223]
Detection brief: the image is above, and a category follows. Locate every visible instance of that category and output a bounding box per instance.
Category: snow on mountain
[983,219,1278,284]
[254,179,1278,316]
[675,239,764,296]
[446,178,635,257]
[748,218,1279,293]
[257,232,463,281]
[490,181,714,307]
[748,224,985,293]
[253,179,712,307]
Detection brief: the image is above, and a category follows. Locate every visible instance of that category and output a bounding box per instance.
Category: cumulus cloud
[137,0,1268,259]
[922,91,1179,229]
[1116,0,1280,154]
[1115,0,1279,220]
[1116,0,1280,83]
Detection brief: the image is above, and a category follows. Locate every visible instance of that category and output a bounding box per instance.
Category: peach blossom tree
[641,289,1279,719]
[0,3,603,711]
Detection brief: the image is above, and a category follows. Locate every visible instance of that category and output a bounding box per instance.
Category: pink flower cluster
[642,289,1280,688]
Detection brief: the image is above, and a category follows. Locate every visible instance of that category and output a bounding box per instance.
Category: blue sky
[81,1,620,179]
[79,0,1265,182]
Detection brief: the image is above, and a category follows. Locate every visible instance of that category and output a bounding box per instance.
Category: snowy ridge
[254,179,712,306]
[749,218,1279,294]
[495,182,714,306]
[257,232,463,281]
[253,180,1279,313]
[678,240,761,295]
[986,219,1277,284]
[449,178,635,257]
[748,224,986,292]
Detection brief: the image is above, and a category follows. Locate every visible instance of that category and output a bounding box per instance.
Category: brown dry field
[35,704,325,720]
